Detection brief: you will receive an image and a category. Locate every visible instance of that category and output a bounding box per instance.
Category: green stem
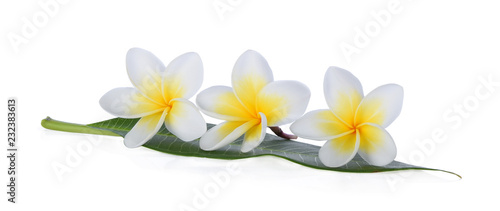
[41,116,120,137]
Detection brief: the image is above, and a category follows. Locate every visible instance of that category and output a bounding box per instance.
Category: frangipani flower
[290,67,403,167]
[100,48,206,148]
[196,50,310,152]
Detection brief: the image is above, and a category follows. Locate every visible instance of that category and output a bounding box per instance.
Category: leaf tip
[449,171,462,180]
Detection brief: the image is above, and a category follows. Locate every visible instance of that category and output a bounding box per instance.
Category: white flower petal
[124,109,168,148]
[241,112,267,153]
[290,109,353,141]
[357,123,397,166]
[126,48,166,104]
[256,80,311,126]
[196,86,255,121]
[162,52,203,100]
[355,84,403,127]
[323,66,364,126]
[232,50,274,113]
[99,87,165,118]
[164,98,206,142]
[200,119,259,151]
[319,132,359,167]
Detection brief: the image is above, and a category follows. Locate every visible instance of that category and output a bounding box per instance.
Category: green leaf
[41,117,460,177]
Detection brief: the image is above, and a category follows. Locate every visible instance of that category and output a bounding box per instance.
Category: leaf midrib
[89,123,320,158]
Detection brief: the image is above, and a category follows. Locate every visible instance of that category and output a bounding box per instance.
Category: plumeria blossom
[290,67,403,167]
[100,48,206,148]
[196,50,310,152]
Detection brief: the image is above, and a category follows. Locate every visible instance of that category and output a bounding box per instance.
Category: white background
[1,0,499,210]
